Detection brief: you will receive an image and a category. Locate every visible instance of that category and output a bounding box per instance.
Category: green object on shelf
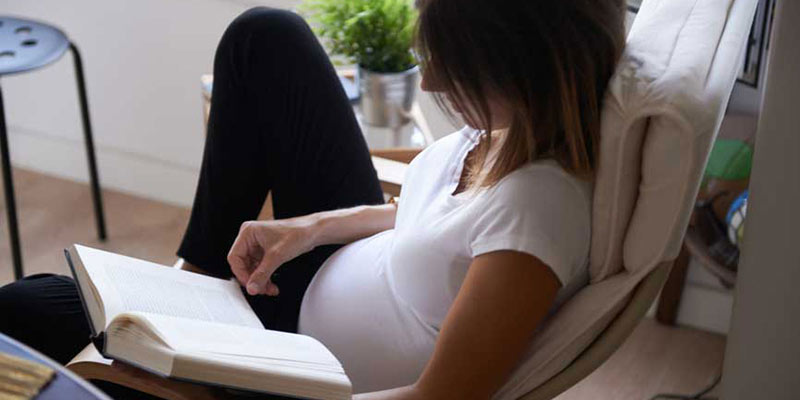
[704,139,753,181]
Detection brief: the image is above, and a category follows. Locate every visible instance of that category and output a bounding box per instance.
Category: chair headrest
[589,0,756,281]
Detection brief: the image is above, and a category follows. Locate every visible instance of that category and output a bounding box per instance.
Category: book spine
[63,248,99,338]
[91,332,107,357]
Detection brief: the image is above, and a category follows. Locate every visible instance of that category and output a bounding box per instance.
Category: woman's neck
[453,129,508,195]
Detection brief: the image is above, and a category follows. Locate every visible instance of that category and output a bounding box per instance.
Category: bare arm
[354,250,561,400]
[226,203,397,295]
[312,204,398,245]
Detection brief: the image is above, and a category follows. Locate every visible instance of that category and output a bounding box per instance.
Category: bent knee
[0,274,82,326]
[228,7,312,43]
[216,7,321,82]
[0,274,89,364]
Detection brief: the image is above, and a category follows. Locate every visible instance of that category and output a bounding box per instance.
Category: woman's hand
[228,204,398,296]
[227,217,320,296]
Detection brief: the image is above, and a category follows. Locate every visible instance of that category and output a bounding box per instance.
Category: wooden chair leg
[656,243,690,325]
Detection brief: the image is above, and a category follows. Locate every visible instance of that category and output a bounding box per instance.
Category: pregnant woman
[0,0,624,398]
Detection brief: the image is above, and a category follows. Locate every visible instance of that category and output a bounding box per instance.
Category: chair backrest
[589,0,758,281]
[495,0,760,399]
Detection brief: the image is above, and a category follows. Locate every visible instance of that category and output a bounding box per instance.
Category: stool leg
[0,84,24,280]
[69,43,107,241]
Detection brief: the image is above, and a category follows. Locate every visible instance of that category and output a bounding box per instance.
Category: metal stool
[0,16,106,280]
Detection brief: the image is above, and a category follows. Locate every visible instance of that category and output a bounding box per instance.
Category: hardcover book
[65,244,351,400]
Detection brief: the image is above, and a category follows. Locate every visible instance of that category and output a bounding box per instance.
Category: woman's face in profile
[420,72,512,131]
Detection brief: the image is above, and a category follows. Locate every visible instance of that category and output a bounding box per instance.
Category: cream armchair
[67,0,759,398]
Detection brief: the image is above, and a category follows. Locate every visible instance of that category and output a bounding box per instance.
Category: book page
[107,312,351,400]
[135,312,343,370]
[74,245,263,330]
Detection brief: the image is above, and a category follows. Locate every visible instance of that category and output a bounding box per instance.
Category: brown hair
[415,0,625,186]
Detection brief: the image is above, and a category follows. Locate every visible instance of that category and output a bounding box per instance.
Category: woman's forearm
[310,204,397,246]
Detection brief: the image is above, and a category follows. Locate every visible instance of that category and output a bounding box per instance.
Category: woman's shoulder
[488,159,593,211]
[468,159,593,286]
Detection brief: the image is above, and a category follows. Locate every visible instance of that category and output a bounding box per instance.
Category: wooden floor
[0,169,727,400]
[0,168,190,284]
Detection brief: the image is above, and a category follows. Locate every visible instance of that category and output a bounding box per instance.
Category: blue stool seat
[0,16,106,280]
[0,17,70,76]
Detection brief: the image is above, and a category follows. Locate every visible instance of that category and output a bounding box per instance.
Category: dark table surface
[0,333,110,400]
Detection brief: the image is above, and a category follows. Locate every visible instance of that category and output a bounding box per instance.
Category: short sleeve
[468,164,592,285]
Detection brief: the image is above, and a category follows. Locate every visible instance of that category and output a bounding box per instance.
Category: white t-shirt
[298,127,592,396]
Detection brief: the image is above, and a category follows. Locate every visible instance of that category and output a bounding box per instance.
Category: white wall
[0,0,293,206]
[720,0,800,396]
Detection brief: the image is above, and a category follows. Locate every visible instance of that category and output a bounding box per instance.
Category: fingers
[246,256,281,296]
[228,253,251,287]
[227,221,285,297]
[227,227,254,286]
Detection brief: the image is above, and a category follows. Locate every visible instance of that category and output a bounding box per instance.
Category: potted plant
[303,0,419,128]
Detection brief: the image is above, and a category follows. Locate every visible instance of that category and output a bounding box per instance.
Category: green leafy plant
[302,0,418,73]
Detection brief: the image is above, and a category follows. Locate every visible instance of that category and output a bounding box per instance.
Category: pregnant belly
[298,230,436,393]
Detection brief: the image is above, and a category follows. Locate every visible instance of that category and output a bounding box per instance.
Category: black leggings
[0,7,383,370]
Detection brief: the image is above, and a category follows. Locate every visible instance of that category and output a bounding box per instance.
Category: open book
[65,244,351,400]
